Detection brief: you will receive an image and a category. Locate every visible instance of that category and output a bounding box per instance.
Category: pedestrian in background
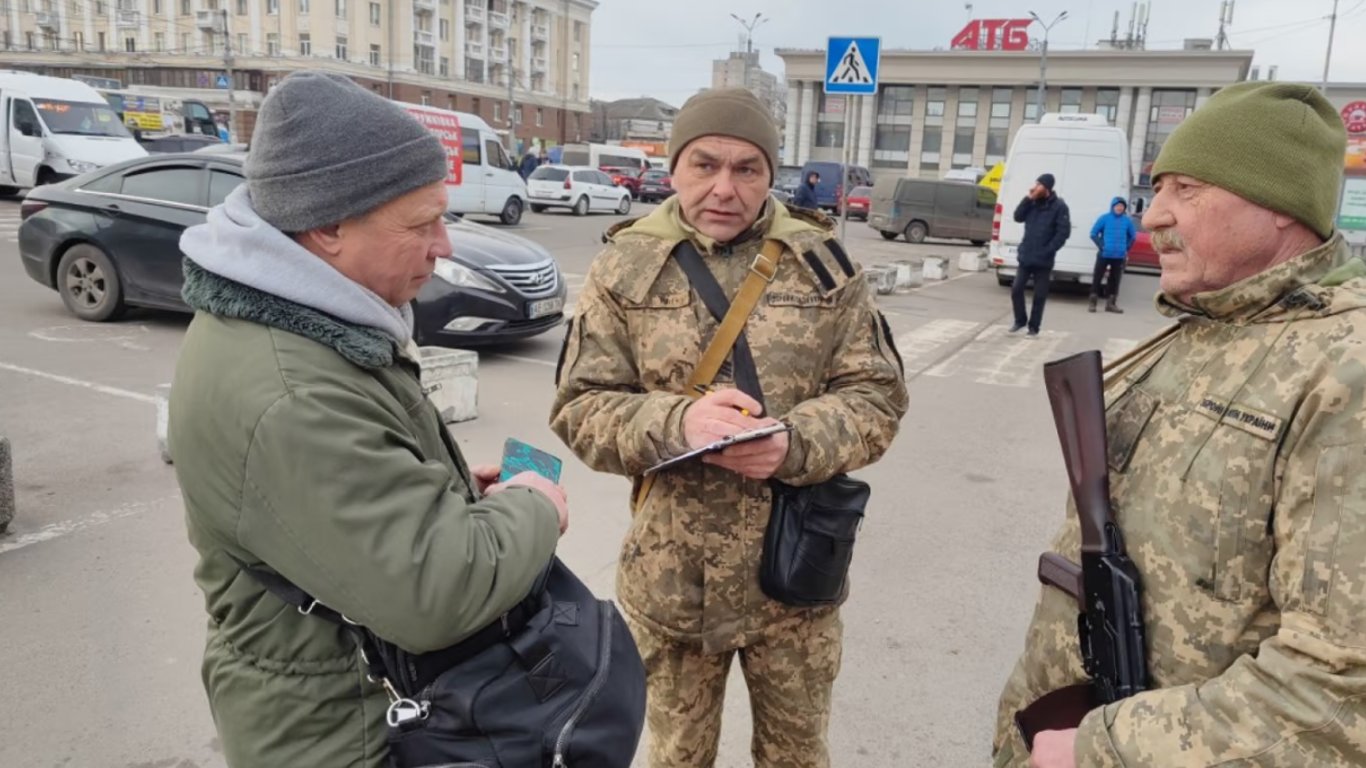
[550,87,907,767]
[169,71,567,768]
[518,149,539,180]
[1088,196,1137,313]
[793,169,819,209]
[1009,173,1071,337]
[995,82,1366,768]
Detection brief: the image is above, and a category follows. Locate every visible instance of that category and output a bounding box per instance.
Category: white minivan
[0,71,147,193]
[990,113,1132,285]
[400,103,530,225]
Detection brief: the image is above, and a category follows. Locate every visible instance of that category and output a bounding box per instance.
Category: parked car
[601,166,642,198]
[526,165,632,216]
[637,169,674,203]
[845,185,872,221]
[16,153,567,347]
[868,178,996,244]
[140,134,225,154]
[1126,213,1160,273]
[774,164,803,200]
[798,161,873,213]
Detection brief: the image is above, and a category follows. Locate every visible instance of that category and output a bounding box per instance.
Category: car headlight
[66,159,100,174]
[432,259,504,293]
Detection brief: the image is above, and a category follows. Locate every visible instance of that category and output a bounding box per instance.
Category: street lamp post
[1028,10,1068,121]
[729,12,768,92]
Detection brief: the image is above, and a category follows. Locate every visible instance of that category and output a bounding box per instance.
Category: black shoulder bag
[232,554,646,768]
[672,240,869,607]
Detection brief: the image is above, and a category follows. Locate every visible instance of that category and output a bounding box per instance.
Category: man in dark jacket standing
[792,170,819,209]
[519,149,539,180]
[1010,173,1071,337]
[1088,196,1138,313]
[169,72,568,768]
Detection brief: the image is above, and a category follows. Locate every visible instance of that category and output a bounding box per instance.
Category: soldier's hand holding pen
[682,386,791,480]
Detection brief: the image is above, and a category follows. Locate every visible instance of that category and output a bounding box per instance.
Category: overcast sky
[588,0,1366,105]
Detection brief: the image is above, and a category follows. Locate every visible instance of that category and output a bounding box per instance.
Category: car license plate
[528,296,564,319]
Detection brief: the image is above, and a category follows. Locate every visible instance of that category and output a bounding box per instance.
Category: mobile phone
[499,438,564,484]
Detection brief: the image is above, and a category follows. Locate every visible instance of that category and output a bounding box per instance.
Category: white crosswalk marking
[925,325,1070,388]
[894,319,981,377]
[0,211,20,242]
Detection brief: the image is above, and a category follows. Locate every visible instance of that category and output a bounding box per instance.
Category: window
[369,1,380,24]
[485,139,511,171]
[535,108,543,127]
[440,19,449,40]
[572,52,579,71]
[299,33,311,55]
[471,97,480,115]
[1024,87,1041,122]
[989,87,1012,122]
[11,99,38,133]
[125,37,136,52]
[1096,88,1120,125]
[957,87,979,123]
[74,32,84,51]
[121,167,204,207]
[267,33,280,56]
[815,121,844,148]
[920,125,942,171]
[493,102,502,122]
[153,32,164,51]
[573,21,581,42]
[97,32,107,51]
[461,130,482,165]
[267,0,279,13]
[208,170,245,207]
[153,0,161,12]
[872,126,911,169]
[369,44,381,66]
[236,33,247,53]
[877,85,914,118]
[1142,89,1197,186]
[986,128,1009,166]
[82,173,123,194]
[466,60,484,83]
[300,0,310,13]
[952,125,975,168]
[925,87,947,125]
[420,91,430,106]
[181,0,190,14]
[415,45,433,74]
[335,36,347,59]
[514,106,522,125]
[439,56,449,77]
[180,33,191,53]
[815,91,845,148]
[1060,87,1083,114]
[24,32,34,50]
[336,0,346,18]
[236,0,246,13]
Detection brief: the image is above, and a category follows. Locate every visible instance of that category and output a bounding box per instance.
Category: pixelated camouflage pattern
[550,197,907,655]
[627,610,843,768]
[993,235,1366,767]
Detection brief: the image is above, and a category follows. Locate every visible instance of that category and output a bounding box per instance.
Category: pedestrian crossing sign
[825,37,880,95]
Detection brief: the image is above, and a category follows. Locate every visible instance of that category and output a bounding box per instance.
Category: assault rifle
[1014,350,1147,751]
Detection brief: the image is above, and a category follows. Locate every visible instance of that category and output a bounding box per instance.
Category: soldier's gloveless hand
[1028,728,1077,768]
[703,418,790,480]
[488,471,570,535]
[682,388,765,449]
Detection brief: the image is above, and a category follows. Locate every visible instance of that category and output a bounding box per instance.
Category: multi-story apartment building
[711,50,783,128]
[0,0,596,151]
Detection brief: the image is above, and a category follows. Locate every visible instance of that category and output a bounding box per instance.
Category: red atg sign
[403,105,464,185]
[1341,101,1366,134]
[952,19,1032,51]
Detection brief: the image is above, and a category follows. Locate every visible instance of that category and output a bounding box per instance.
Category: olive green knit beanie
[669,88,780,178]
[1151,81,1346,239]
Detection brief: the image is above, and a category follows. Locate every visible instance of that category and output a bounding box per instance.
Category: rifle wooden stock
[1037,552,1082,605]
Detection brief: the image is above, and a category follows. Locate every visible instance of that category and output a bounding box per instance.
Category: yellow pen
[693,384,750,417]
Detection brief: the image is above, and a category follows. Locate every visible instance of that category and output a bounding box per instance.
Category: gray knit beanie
[245,71,448,232]
[669,88,780,177]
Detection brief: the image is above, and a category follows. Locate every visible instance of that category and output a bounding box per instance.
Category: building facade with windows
[711,50,784,128]
[0,0,596,150]
[776,46,1253,187]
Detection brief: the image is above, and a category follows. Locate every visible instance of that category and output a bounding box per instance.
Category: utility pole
[221,9,236,143]
[1322,0,1340,92]
[1028,10,1068,121]
[729,13,767,91]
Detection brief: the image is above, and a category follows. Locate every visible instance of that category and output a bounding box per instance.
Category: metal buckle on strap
[298,600,319,616]
[750,251,778,282]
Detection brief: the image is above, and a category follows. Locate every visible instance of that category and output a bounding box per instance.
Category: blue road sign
[216,74,231,89]
[825,37,881,95]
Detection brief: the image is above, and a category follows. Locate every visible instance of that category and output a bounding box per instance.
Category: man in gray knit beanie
[170,69,570,768]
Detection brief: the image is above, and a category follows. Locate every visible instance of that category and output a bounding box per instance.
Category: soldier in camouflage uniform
[994,83,1366,767]
[550,88,908,767]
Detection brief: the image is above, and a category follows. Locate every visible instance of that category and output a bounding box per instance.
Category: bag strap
[673,240,769,405]
[634,239,783,510]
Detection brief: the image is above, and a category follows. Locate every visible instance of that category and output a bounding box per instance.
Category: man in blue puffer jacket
[1088,196,1137,313]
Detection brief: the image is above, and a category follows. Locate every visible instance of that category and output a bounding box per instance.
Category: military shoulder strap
[633,239,784,511]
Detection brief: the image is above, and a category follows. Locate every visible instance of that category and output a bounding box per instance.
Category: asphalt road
[0,197,1170,767]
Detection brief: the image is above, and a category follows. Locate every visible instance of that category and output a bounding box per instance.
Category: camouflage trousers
[625,610,843,768]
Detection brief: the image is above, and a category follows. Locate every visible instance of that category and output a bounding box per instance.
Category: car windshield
[776,167,802,187]
[643,171,668,181]
[34,99,132,138]
[850,186,872,197]
[530,167,569,181]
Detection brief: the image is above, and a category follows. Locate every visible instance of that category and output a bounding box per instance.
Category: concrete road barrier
[866,265,897,296]
[155,383,173,465]
[420,347,479,423]
[922,257,949,281]
[0,436,14,534]
[958,251,989,272]
[890,260,923,291]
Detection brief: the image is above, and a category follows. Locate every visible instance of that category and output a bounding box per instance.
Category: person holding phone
[168,72,567,768]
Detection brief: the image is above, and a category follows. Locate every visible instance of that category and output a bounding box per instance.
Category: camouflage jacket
[993,235,1366,767]
[550,197,908,653]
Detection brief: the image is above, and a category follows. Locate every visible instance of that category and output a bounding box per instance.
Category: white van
[990,113,1131,285]
[0,72,147,192]
[559,142,650,173]
[400,103,530,225]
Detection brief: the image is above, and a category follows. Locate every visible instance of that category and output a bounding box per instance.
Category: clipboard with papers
[642,422,793,476]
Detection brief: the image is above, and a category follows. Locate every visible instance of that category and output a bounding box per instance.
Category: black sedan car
[636,169,674,204]
[17,154,566,347]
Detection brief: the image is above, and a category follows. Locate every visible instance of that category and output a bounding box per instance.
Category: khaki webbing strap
[633,239,784,510]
